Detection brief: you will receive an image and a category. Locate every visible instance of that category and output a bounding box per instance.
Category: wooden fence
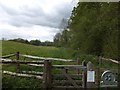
[1,52,119,89]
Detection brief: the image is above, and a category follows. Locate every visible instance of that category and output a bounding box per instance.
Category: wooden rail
[1,54,15,58]
[3,52,119,88]
[52,65,86,70]
[52,74,83,78]
[101,57,119,64]
[3,71,43,80]
[21,71,43,75]
[53,86,82,89]
[53,80,82,84]
[20,54,73,61]
[1,53,88,89]
[1,59,44,64]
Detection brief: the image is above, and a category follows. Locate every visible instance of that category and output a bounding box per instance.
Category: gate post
[82,60,87,88]
[87,61,95,88]
[77,57,80,74]
[43,60,52,89]
[16,52,20,72]
[96,56,102,88]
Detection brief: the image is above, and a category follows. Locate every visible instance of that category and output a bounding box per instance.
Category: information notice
[87,71,95,82]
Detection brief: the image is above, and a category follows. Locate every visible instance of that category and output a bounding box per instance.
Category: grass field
[2,40,77,89]
[2,40,76,59]
[1,40,118,89]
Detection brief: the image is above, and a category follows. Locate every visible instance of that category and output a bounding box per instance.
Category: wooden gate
[43,60,87,89]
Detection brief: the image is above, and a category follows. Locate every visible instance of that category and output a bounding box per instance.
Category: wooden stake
[16,52,20,72]
[82,60,87,88]
[43,60,52,89]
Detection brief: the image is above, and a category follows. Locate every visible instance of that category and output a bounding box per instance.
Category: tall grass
[2,40,76,59]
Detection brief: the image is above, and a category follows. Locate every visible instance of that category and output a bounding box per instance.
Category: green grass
[2,40,75,59]
[2,40,77,89]
[1,40,119,89]
[2,75,42,89]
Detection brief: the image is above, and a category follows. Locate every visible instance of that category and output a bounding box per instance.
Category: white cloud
[0,0,77,41]
[0,23,59,41]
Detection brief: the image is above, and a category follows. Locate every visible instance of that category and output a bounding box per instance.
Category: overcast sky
[0,0,77,41]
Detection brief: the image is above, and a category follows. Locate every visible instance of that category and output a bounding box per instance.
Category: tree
[54,2,118,59]
[9,38,29,44]
[30,39,41,46]
[53,33,62,47]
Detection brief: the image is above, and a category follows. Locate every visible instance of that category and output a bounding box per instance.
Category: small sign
[87,71,95,82]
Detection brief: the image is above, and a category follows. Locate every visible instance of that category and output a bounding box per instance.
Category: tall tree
[55,2,118,59]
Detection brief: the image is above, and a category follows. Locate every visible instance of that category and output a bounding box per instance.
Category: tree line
[53,2,119,59]
[9,38,54,46]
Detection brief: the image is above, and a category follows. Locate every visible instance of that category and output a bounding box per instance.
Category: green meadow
[1,40,118,89]
[2,40,77,89]
[2,40,75,59]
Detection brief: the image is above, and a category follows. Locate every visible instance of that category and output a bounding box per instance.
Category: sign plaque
[87,71,95,82]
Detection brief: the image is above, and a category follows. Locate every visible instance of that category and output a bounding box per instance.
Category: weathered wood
[1,58,12,62]
[53,65,86,70]
[1,60,44,64]
[87,61,95,88]
[3,71,43,79]
[96,67,100,88]
[53,86,82,89]
[53,74,83,77]
[77,57,80,74]
[27,64,44,67]
[96,56,101,88]
[82,60,87,88]
[21,54,73,61]
[62,69,79,88]
[16,52,20,72]
[1,54,15,58]
[53,80,82,84]
[21,71,43,75]
[27,64,86,70]
[43,60,52,88]
[101,57,119,64]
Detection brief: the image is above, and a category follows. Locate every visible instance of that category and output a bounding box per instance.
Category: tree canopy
[54,2,119,59]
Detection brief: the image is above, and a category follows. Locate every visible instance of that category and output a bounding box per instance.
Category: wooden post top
[87,61,94,71]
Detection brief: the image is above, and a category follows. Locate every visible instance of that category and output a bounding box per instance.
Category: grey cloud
[20,5,45,17]
[0,1,73,29]
[55,3,73,18]
[0,3,20,15]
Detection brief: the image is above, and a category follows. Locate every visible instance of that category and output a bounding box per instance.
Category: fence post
[16,52,20,72]
[96,56,102,88]
[82,60,87,88]
[87,61,95,88]
[43,60,52,89]
[77,57,80,74]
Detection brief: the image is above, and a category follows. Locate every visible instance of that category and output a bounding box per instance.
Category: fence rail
[1,52,119,89]
[20,54,73,61]
[1,59,44,64]
[1,54,16,58]
[101,57,119,64]
[3,71,43,79]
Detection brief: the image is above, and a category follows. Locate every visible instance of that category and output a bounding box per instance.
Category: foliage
[54,2,119,59]
[30,39,41,46]
[9,38,54,46]
[9,38,29,44]
[53,29,70,47]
